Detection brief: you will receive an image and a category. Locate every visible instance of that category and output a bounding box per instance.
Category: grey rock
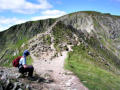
[26,84,31,90]
[1,73,8,80]
[0,85,3,90]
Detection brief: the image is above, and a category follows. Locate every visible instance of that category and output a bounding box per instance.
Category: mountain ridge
[0,11,120,89]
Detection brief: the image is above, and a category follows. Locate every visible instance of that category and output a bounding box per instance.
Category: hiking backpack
[12,56,22,67]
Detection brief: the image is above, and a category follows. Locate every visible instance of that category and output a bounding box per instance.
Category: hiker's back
[12,56,22,67]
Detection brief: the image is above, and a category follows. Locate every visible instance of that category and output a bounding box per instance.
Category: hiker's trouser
[19,65,34,77]
[24,65,34,77]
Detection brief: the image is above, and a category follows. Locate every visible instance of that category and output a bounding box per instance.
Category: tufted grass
[65,45,120,90]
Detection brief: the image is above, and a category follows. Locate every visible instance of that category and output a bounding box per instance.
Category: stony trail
[31,51,88,90]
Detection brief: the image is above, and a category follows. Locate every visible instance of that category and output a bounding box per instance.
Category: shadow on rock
[33,74,54,83]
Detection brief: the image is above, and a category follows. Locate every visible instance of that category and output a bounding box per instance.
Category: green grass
[1,38,33,67]
[65,45,120,90]
[43,35,51,45]
[26,55,33,65]
[2,51,33,67]
[85,36,120,70]
[52,22,73,52]
[14,37,28,48]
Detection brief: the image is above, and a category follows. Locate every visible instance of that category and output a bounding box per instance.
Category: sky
[0,0,120,32]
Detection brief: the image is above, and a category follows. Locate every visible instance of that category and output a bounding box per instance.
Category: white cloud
[0,9,66,31]
[0,17,27,25]
[0,17,27,31]
[0,25,7,31]
[42,10,66,16]
[31,15,57,20]
[32,10,66,20]
[0,0,52,14]
[0,17,26,24]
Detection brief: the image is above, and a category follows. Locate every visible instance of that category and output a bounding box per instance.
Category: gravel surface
[31,51,88,90]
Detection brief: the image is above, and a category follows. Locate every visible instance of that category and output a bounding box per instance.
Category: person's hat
[23,50,30,56]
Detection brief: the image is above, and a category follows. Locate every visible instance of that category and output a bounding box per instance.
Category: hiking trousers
[24,65,34,77]
[19,65,34,77]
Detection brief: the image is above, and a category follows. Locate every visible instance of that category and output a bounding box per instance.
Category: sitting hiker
[19,50,34,78]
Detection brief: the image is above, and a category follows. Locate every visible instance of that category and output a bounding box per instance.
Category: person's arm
[22,58,28,68]
[23,64,28,68]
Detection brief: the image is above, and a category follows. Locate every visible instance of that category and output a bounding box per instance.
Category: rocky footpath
[31,51,88,90]
[28,21,58,59]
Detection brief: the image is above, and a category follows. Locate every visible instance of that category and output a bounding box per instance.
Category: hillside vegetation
[0,19,55,66]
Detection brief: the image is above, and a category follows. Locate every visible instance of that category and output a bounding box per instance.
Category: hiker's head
[23,50,30,57]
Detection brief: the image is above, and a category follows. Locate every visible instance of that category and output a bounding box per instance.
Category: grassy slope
[52,22,74,53]
[2,39,33,67]
[0,19,56,67]
[65,44,120,90]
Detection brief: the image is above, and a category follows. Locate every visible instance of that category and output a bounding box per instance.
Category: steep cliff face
[58,11,120,69]
[60,11,120,50]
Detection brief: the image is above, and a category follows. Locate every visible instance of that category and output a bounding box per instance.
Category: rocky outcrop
[0,67,30,90]
[0,67,55,90]
[28,21,58,59]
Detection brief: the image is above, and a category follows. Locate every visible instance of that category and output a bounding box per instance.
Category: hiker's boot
[27,76,36,81]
